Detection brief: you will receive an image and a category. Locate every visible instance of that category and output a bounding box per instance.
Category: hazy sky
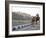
[11,4,42,16]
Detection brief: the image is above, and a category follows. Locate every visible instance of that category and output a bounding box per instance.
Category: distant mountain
[12,12,32,20]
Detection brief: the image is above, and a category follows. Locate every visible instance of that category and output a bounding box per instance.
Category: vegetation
[12,12,32,20]
[12,12,32,24]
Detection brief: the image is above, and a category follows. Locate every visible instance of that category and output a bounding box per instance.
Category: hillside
[12,12,32,20]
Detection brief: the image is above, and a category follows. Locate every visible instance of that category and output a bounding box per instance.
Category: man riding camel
[32,13,40,24]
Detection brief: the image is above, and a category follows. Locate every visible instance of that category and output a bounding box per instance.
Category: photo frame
[5,1,45,37]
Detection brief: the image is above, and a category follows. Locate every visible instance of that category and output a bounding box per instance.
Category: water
[12,21,40,31]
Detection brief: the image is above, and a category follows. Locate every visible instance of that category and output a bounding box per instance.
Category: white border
[9,4,43,35]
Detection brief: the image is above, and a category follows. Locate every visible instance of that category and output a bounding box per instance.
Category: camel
[32,15,40,24]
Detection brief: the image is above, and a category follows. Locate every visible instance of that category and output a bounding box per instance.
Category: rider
[36,13,40,24]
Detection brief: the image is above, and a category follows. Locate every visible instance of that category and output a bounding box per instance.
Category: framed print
[5,1,45,37]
